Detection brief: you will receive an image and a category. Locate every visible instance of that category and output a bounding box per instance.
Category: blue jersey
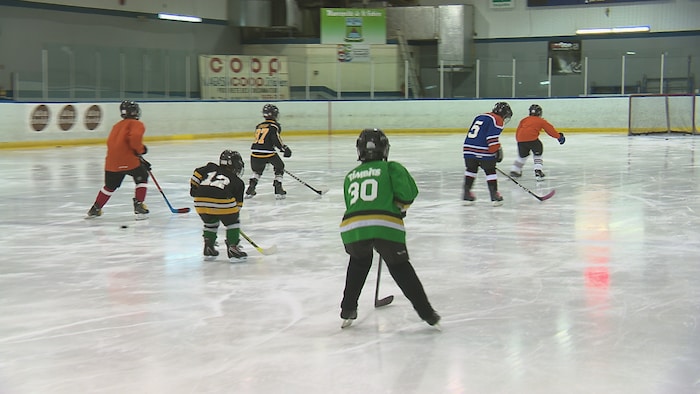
[463,112,504,160]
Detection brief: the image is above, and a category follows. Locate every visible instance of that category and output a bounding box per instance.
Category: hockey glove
[282,145,292,158]
[557,133,566,145]
[395,202,409,218]
[495,148,504,163]
[139,157,152,171]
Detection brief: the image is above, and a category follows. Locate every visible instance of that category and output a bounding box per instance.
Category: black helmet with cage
[120,100,141,119]
[262,104,279,120]
[492,102,513,122]
[356,128,390,162]
[219,149,244,176]
[529,104,543,117]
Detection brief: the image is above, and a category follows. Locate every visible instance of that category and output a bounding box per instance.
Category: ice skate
[245,178,258,199]
[491,192,504,207]
[340,309,357,329]
[203,239,219,260]
[85,204,102,219]
[535,169,545,181]
[510,170,522,177]
[463,190,476,206]
[226,241,247,262]
[273,180,286,200]
[424,311,441,327]
[133,198,149,220]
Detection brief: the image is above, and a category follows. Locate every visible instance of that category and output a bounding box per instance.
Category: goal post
[628,94,698,135]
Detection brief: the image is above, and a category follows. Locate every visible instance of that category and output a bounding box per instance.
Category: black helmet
[492,102,513,122]
[356,128,390,162]
[529,104,543,117]
[219,150,244,176]
[120,100,141,119]
[262,104,279,120]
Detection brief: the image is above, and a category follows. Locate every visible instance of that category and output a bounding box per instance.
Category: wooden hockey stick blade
[374,295,394,308]
[255,244,277,255]
[537,189,556,201]
[240,231,276,255]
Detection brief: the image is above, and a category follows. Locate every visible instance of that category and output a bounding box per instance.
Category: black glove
[282,145,292,158]
[557,133,566,145]
[495,148,503,163]
[396,202,408,218]
[139,157,151,171]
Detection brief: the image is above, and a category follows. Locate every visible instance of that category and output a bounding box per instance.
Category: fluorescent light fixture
[157,13,202,23]
[626,51,637,55]
[613,26,650,33]
[576,25,650,35]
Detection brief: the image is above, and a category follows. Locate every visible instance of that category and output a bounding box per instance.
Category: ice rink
[1,133,699,394]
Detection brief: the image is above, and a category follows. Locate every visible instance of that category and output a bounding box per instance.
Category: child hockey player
[190,150,247,261]
[86,100,150,220]
[245,104,292,199]
[462,101,512,206]
[339,128,440,329]
[509,104,566,181]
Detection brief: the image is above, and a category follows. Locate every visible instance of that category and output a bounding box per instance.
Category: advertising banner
[199,55,289,100]
[337,44,371,63]
[321,8,386,45]
[548,41,582,75]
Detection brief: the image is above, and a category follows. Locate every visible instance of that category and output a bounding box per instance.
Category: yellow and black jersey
[251,120,284,159]
[190,162,245,215]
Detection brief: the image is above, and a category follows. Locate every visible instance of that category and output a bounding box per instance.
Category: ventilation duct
[386,5,474,68]
[229,0,302,29]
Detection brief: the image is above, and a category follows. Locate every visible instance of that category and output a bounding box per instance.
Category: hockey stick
[374,257,394,308]
[240,230,277,255]
[148,170,191,213]
[496,167,555,201]
[284,169,329,195]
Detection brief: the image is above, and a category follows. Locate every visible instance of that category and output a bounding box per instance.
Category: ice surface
[0,134,699,394]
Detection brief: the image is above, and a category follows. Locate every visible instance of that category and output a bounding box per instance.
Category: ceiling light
[576,25,650,35]
[157,13,202,23]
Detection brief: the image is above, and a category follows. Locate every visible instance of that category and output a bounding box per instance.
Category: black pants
[517,139,544,158]
[341,239,434,320]
[250,154,285,177]
[104,166,148,190]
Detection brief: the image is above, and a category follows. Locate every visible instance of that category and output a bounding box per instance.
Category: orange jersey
[105,118,146,172]
[515,116,561,142]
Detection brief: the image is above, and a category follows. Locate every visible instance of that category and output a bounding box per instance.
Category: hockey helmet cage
[492,102,513,122]
[356,128,390,162]
[220,149,244,176]
[120,100,141,119]
[529,104,543,117]
[262,104,279,120]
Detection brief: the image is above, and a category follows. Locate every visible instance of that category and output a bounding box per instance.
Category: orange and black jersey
[190,162,245,216]
[250,120,285,159]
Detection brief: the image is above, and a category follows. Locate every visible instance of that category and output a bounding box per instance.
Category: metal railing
[6,44,696,102]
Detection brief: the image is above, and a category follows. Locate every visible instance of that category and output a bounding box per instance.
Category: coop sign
[199,55,289,100]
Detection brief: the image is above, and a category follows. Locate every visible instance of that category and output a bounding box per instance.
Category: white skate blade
[229,256,248,263]
[341,319,354,329]
[134,213,148,221]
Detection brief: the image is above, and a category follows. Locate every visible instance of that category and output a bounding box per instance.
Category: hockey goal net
[628,94,698,135]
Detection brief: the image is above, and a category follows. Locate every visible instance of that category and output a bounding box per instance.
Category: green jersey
[340,160,418,244]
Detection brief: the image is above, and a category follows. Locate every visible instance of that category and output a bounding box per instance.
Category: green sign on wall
[320,8,386,45]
